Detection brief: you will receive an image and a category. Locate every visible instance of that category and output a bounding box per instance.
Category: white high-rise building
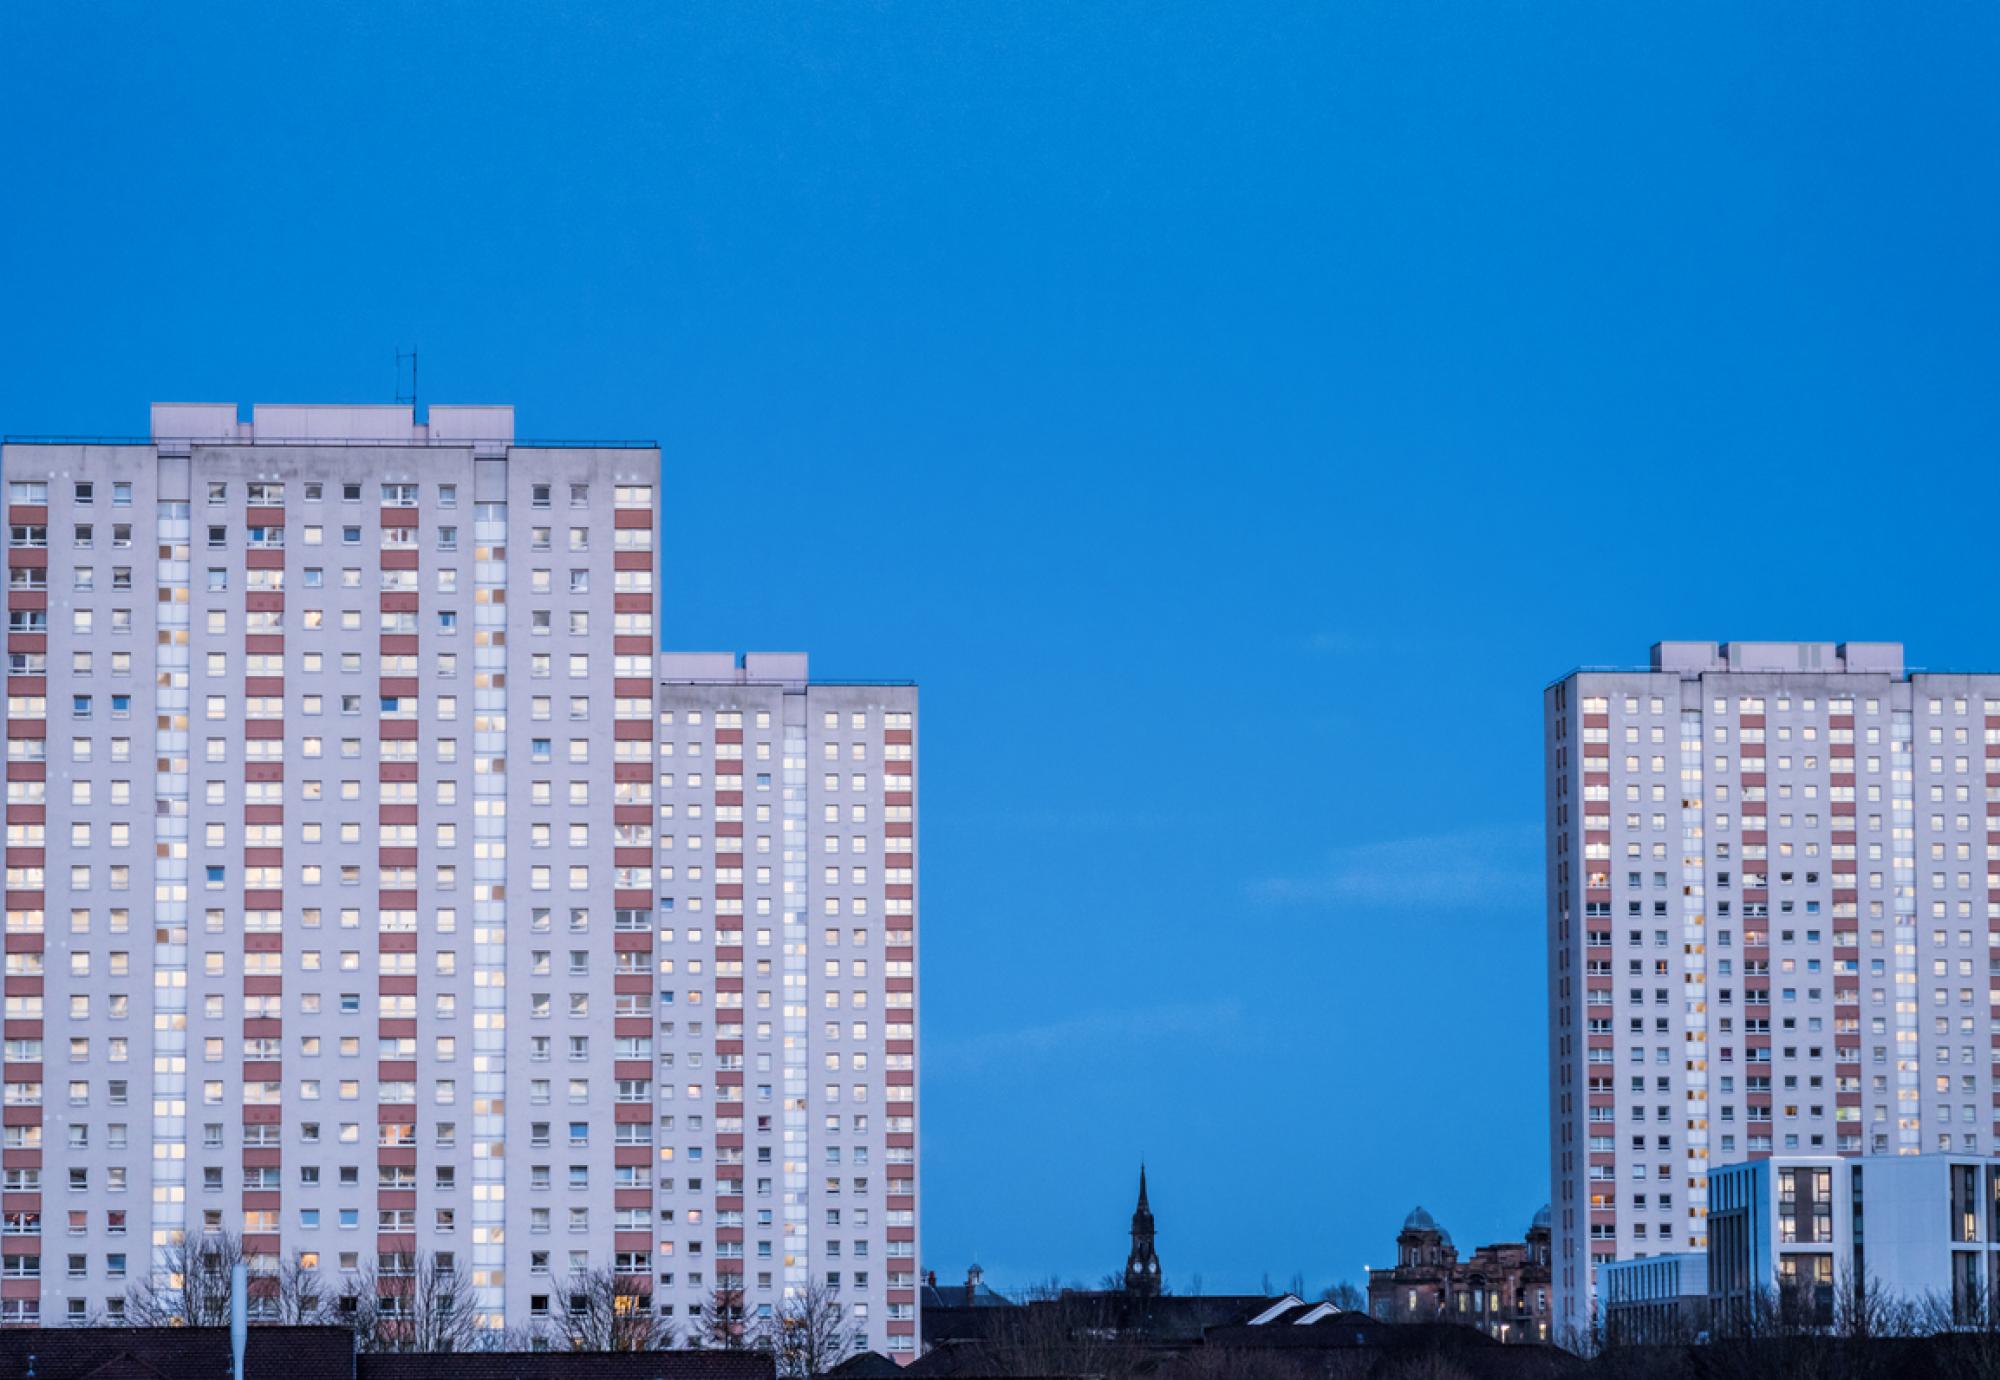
[1546,640,1989,1338]
[0,404,919,1353]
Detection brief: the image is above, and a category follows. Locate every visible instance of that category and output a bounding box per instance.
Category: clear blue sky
[5,2,1999,1295]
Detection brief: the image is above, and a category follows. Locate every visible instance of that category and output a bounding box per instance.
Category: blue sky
[4,3,1999,1294]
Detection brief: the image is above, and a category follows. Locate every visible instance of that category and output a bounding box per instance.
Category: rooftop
[657,652,916,688]
[4,402,656,449]
[1549,639,1937,688]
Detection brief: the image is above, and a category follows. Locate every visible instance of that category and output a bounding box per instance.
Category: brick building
[1366,1206,1552,1342]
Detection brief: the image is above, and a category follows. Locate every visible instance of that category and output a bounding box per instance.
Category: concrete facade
[1599,1251,1706,1346]
[1708,1153,2000,1331]
[0,405,918,1354]
[1546,641,2000,1338]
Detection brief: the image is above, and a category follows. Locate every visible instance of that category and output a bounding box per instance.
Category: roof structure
[0,1329,778,1380]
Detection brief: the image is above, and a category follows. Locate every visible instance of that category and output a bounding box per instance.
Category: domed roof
[1530,1203,1552,1232]
[1403,1205,1441,1234]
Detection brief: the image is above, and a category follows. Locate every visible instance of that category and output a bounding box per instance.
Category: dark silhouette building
[0,1327,777,1380]
[1124,1165,1162,1297]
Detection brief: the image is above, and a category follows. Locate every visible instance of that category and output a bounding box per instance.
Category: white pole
[231,1261,248,1380]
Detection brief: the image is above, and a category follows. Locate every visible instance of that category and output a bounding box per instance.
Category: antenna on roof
[395,347,419,408]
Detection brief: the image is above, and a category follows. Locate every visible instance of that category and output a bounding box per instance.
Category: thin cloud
[1249,824,1541,909]
[929,1000,1245,1073]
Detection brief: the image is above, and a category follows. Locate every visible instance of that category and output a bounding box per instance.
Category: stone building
[1367,1206,1554,1343]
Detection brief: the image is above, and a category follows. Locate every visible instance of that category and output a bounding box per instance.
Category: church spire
[1125,1163,1161,1297]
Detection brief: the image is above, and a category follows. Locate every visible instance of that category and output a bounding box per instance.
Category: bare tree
[1319,1279,1366,1312]
[699,1280,751,1350]
[346,1252,486,1354]
[125,1229,245,1328]
[1913,1286,2000,1380]
[975,1284,1136,1380]
[258,1253,333,1325]
[758,1279,857,1379]
[546,1265,673,1352]
[1702,1283,1853,1380]
[1834,1264,1919,1342]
